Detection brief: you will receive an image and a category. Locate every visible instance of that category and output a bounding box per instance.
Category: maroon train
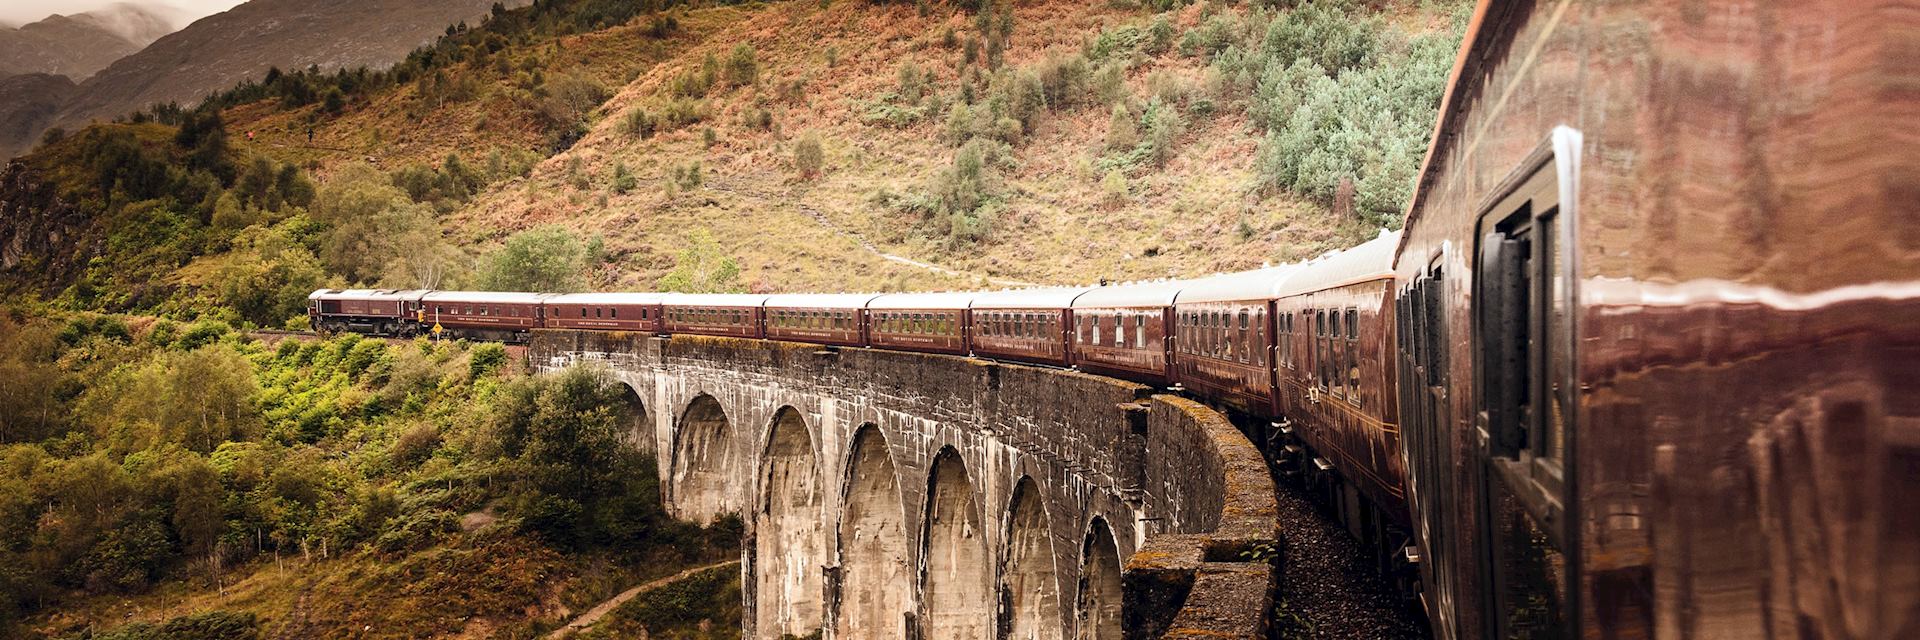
[311,0,1917,636]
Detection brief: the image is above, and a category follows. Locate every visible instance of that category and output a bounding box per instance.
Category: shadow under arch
[1074,516,1123,640]
[756,406,826,637]
[670,393,737,525]
[836,423,912,639]
[615,381,652,456]
[1004,476,1064,640]
[922,446,994,640]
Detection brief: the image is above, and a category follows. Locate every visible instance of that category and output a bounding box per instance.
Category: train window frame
[1328,309,1344,397]
[1469,130,1583,637]
[1474,140,1576,523]
[1314,309,1328,391]
[1345,308,1359,395]
[1286,313,1296,369]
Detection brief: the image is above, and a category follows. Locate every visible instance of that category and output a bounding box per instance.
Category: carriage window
[1286,313,1296,368]
[1314,310,1327,389]
[1111,315,1123,348]
[1345,309,1360,392]
[1217,311,1228,359]
[1279,313,1290,368]
[1332,310,1348,396]
[1135,315,1147,349]
[1237,310,1250,363]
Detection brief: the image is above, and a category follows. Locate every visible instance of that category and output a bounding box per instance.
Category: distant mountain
[0,0,522,158]
[0,74,76,151]
[54,0,520,129]
[0,3,177,81]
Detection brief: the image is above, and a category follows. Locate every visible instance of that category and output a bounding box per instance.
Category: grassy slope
[222,0,1455,294]
[29,529,735,639]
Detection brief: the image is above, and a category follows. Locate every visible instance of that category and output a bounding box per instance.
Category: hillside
[1,0,1465,321]
[235,0,1468,292]
[0,315,744,638]
[0,0,534,158]
[0,4,176,81]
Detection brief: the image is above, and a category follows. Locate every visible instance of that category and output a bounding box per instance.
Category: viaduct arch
[531,332,1279,639]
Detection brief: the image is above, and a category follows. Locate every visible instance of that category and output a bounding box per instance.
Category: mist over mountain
[0,3,177,80]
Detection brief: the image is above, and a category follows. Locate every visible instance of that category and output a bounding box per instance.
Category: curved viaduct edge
[526,330,1279,639]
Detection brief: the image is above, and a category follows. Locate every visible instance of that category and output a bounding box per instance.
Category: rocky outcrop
[0,161,90,297]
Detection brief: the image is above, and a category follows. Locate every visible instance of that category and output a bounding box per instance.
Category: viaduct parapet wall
[528,330,1277,639]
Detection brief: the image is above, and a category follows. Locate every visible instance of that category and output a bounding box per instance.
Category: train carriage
[420,291,548,341]
[544,292,666,333]
[865,291,973,355]
[1270,231,1407,542]
[661,294,767,339]
[1392,0,1918,637]
[762,293,878,347]
[1068,280,1183,384]
[1169,267,1296,416]
[968,287,1091,367]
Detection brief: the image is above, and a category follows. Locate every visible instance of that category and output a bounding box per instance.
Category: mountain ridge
[0,0,530,158]
[0,3,176,81]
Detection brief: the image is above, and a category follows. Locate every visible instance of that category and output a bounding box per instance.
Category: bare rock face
[0,4,176,81]
[0,162,89,296]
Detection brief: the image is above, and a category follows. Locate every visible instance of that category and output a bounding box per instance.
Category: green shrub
[176,320,232,350]
[1146,16,1175,55]
[657,230,742,294]
[475,226,590,292]
[1105,102,1139,151]
[724,44,759,88]
[1101,169,1129,205]
[470,343,508,379]
[613,161,636,193]
[1263,1,1379,74]
[793,132,826,178]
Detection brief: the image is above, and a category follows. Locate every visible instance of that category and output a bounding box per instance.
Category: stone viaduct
[529,331,1279,639]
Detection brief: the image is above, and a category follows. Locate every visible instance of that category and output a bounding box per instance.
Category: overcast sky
[0,1,244,28]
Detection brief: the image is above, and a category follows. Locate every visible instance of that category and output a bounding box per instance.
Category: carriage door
[1473,129,1579,639]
